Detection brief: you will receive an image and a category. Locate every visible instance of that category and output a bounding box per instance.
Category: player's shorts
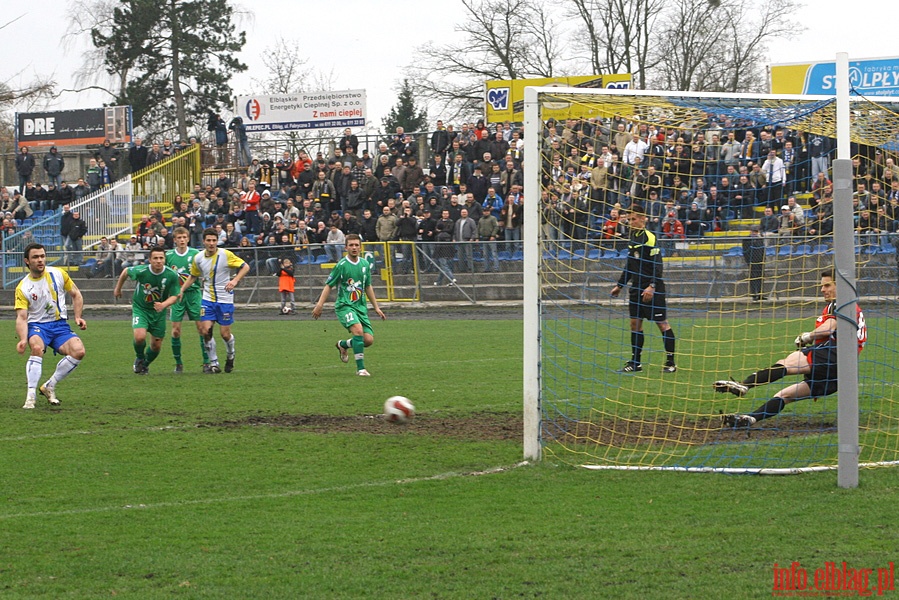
[802,343,838,397]
[200,300,235,326]
[628,289,667,322]
[336,306,373,335]
[132,306,167,339]
[28,319,78,353]
[170,288,202,322]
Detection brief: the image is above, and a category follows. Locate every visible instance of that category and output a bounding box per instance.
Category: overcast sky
[3,0,894,130]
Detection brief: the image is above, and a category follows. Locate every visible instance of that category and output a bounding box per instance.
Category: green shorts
[170,288,202,322]
[132,306,167,339]
[335,306,373,335]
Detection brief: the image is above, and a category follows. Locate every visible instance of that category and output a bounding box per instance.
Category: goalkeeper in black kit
[610,203,677,373]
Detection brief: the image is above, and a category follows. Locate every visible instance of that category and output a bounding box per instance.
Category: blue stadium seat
[573,248,586,258]
[793,244,812,256]
[811,244,830,255]
[617,248,630,259]
[777,246,792,257]
[314,254,331,264]
[723,246,743,257]
[497,250,512,261]
[586,249,601,260]
[295,253,309,265]
[510,250,524,261]
[765,247,776,257]
[877,244,896,254]
[556,250,573,260]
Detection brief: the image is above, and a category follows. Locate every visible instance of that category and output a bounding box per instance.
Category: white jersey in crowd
[190,247,246,303]
[14,266,73,323]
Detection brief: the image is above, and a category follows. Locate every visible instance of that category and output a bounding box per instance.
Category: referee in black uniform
[610,203,677,373]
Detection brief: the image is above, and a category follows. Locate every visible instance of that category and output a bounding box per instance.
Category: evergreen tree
[92,0,247,139]
[382,79,428,134]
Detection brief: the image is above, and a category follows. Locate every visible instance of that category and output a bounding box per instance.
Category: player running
[312,234,386,376]
[179,228,250,373]
[114,246,183,375]
[166,227,210,373]
[15,243,87,409]
[716,270,866,427]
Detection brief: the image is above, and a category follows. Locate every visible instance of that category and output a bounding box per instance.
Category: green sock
[145,347,160,365]
[172,336,182,365]
[199,336,209,363]
[134,340,146,360]
[352,335,365,370]
[339,339,352,349]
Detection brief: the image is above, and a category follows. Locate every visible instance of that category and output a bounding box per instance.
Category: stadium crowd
[5,114,899,269]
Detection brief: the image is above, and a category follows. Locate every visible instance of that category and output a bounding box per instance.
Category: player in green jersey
[312,234,386,376]
[166,227,210,373]
[113,246,182,374]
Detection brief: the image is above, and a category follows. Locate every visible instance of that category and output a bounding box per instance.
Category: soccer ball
[281,306,291,315]
[384,396,415,423]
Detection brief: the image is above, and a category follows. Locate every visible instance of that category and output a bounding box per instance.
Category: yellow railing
[131,144,201,225]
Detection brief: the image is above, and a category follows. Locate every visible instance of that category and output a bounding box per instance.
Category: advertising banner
[235,90,366,132]
[16,106,132,147]
[770,57,899,96]
[485,75,632,123]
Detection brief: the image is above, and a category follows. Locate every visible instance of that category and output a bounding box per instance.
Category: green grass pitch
[1,317,896,598]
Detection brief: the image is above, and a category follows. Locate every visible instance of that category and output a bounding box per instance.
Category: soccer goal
[522,85,899,474]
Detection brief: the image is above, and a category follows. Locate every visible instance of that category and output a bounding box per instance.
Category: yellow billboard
[770,57,899,96]
[485,74,632,123]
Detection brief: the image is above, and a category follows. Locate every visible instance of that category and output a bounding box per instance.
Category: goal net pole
[523,85,541,461]
[834,52,859,488]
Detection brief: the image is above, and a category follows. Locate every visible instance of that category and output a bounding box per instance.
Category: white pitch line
[0,461,531,521]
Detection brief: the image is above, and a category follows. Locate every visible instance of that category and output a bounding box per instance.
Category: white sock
[26,356,42,395]
[225,334,235,359]
[206,337,218,363]
[47,356,81,388]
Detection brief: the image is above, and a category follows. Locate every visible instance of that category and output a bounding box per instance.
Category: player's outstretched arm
[312,284,332,320]
[365,285,386,320]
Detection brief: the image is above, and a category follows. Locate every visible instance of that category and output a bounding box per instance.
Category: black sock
[662,328,676,364]
[742,365,788,389]
[631,330,645,364]
[748,397,786,422]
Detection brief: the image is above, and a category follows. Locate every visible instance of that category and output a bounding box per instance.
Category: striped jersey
[817,300,867,353]
[189,248,246,303]
[14,266,74,323]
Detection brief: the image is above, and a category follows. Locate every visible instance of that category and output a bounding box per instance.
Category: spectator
[325,223,347,262]
[500,194,522,253]
[128,138,149,173]
[359,208,377,242]
[15,146,35,192]
[376,206,398,243]
[121,235,145,267]
[453,207,477,273]
[86,158,102,192]
[478,207,501,272]
[96,139,122,182]
[759,206,779,246]
[68,210,88,265]
[42,147,65,188]
[433,208,456,286]
[11,190,33,222]
[742,225,766,301]
[57,179,74,209]
[778,204,802,240]
[229,116,250,167]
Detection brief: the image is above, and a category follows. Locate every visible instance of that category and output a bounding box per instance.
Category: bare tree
[649,0,801,93]
[407,0,566,122]
[243,39,342,159]
[567,0,664,89]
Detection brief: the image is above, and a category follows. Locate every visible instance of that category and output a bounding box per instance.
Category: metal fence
[1,146,200,288]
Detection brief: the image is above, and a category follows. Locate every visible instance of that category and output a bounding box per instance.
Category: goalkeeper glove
[794,332,814,348]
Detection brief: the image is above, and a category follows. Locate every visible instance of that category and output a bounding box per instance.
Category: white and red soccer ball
[384,396,415,423]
